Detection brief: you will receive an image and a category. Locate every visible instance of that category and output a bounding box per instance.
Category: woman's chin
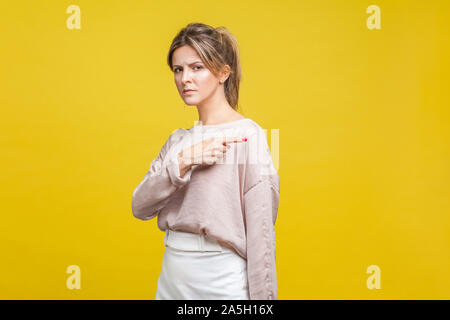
[183,99,199,106]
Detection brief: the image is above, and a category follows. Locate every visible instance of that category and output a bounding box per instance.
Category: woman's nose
[182,70,192,83]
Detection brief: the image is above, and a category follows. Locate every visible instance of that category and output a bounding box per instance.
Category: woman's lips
[183,90,196,94]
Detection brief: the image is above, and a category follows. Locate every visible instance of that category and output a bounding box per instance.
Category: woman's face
[172,45,224,106]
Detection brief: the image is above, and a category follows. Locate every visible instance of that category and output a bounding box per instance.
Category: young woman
[132,22,280,300]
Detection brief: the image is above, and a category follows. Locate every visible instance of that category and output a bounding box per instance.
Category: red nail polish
[244,138,247,141]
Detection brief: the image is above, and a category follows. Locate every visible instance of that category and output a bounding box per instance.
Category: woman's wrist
[177,152,193,178]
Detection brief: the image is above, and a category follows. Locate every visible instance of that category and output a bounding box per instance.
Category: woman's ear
[219,64,231,83]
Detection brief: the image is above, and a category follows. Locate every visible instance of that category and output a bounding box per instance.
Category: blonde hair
[167,22,242,110]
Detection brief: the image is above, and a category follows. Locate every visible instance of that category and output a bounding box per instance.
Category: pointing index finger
[221,136,247,145]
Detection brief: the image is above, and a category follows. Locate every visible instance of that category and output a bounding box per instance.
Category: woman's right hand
[177,136,247,173]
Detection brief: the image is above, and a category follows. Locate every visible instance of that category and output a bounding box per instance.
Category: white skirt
[155,229,249,300]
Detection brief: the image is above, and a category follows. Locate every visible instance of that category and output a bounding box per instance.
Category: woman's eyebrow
[173,61,203,67]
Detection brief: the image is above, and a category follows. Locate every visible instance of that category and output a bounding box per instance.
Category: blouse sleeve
[242,129,280,300]
[131,129,194,221]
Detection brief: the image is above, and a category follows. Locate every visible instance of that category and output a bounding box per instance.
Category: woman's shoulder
[221,117,264,137]
[159,128,189,152]
[237,119,269,147]
[168,127,189,140]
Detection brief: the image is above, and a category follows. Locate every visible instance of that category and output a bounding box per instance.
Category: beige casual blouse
[131,118,280,300]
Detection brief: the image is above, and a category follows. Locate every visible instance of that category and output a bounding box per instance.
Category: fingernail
[243,138,247,141]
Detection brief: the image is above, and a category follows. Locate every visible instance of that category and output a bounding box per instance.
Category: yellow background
[1,0,449,299]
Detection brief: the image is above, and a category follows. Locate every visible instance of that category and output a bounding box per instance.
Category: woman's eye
[174,66,202,73]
